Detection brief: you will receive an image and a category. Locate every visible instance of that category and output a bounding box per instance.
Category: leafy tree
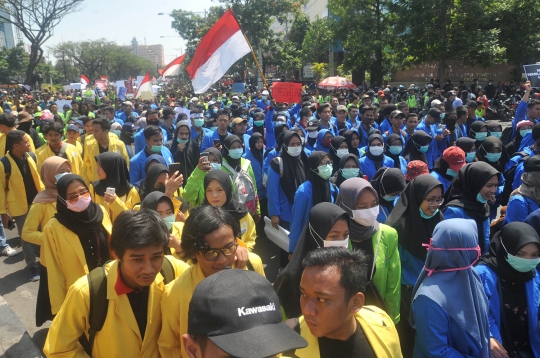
[288,12,310,50]
[311,62,329,81]
[301,17,332,64]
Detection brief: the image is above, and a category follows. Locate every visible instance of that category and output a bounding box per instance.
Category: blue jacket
[288,181,339,252]
[382,128,406,146]
[395,156,408,174]
[442,207,490,254]
[416,119,438,169]
[313,129,332,154]
[263,149,278,176]
[129,147,173,184]
[200,130,251,154]
[511,100,539,138]
[115,111,138,124]
[377,203,394,223]
[319,120,338,136]
[133,127,169,154]
[266,164,293,223]
[190,126,212,141]
[357,125,372,148]
[502,194,539,227]
[474,265,540,357]
[360,155,394,181]
[413,295,486,358]
[256,99,271,110]
[430,171,453,194]
[245,150,266,200]
[378,117,391,134]
[399,246,425,287]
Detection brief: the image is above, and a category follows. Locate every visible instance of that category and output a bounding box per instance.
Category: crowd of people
[0,77,539,357]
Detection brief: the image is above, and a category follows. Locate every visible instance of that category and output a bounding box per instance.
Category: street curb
[0,294,42,358]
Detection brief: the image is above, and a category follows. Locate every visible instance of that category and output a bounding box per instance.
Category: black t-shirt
[13,154,39,205]
[98,145,108,154]
[319,320,377,358]
[127,286,149,340]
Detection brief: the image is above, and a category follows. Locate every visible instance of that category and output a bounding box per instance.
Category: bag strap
[221,161,236,176]
[276,157,283,177]
[160,256,174,285]
[84,266,108,357]
[370,227,382,280]
[241,158,251,172]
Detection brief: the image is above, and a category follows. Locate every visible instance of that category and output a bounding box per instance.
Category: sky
[42,0,216,64]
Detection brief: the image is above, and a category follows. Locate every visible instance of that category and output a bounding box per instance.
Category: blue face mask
[228,148,243,159]
[485,152,502,163]
[55,172,69,183]
[520,129,532,137]
[341,168,359,179]
[194,118,204,128]
[476,193,488,204]
[490,131,502,138]
[466,152,476,163]
[213,108,218,114]
[163,215,175,231]
[316,164,333,180]
[177,138,189,144]
[210,162,221,171]
[446,168,457,177]
[474,132,487,141]
[112,130,121,137]
[419,145,429,153]
[210,126,218,132]
[383,195,397,202]
[254,120,264,127]
[151,145,162,153]
[389,145,402,155]
[419,207,439,219]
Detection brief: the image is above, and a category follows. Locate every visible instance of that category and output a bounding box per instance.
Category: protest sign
[272,82,303,103]
[118,87,127,101]
[94,80,107,91]
[232,82,245,93]
[55,100,72,113]
[524,64,540,88]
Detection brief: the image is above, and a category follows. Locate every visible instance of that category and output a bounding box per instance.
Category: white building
[303,0,329,21]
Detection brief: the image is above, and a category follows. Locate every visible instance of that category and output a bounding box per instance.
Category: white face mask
[336,148,349,158]
[369,146,384,156]
[324,237,349,249]
[351,206,379,226]
[285,145,302,157]
[308,131,319,138]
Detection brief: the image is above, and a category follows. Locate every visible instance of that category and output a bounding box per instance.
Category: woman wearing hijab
[412,219,490,358]
[443,162,500,254]
[487,121,503,139]
[360,133,394,180]
[370,167,406,223]
[42,174,112,315]
[203,169,256,250]
[288,151,339,253]
[503,156,540,226]
[402,130,432,166]
[328,136,349,174]
[274,202,350,319]
[245,132,266,204]
[313,128,333,153]
[330,153,362,188]
[21,157,71,326]
[336,178,401,324]
[384,133,407,174]
[469,121,489,149]
[137,164,183,214]
[343,129,362,158]
[183,147,222,207]
[262,123,289,176]
[89,152,139,222]
[165,120,199,181]
[456,137,477,163]
[475,222,540,358]
[506,120,533,156]
[430,146,467,193]
[385,174,444,356]
[476,136,509,173]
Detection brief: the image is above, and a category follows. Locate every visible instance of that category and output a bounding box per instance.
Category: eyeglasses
[66,189,90,204]
[425,197,444,206]
[199,243,238,261]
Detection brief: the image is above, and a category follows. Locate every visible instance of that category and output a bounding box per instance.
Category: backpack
[1,152,37,192]
[501,151,528,205]
[80,257,175,357]
[500,126,513,146]
[222,159,259,215]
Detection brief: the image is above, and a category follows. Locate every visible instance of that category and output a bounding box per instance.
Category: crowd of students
[0,78,539,357]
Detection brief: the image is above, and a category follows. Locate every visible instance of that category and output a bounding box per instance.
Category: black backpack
[501,151,528,205]
[500,126,513,146]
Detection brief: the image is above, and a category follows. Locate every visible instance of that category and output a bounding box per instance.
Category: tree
[51,39,110,82]
[301,17,332,64]
[0,0,84,85]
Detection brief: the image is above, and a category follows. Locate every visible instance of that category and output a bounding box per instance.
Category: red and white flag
[99,75,109,81]
[80,74,90,85]
[187,9,251,94]
[162,54,185,77]
[135,72,154,100]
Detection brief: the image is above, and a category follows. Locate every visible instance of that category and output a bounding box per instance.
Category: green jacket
[182,166,209,208]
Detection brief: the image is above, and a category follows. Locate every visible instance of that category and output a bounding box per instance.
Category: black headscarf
[169,121,199,180]
[469,121,488,149]
[487,121,502,135]
[206,147,223,164]
[93,152,132,197]
[248,132,264,167]
[431,155,453,182]
[386,174,444,261]
[343,129,362,158]
[443,162,500,247]
[475,136,509,172]
[478,222,540,284]
[273,123,289,151]
[307,151,332,207]
[54,174,108,269]
[270,131,307,204]
[456,137,476,154]
[370,167,406,213]
[203,169,248,221]
[120,123,135,145]
[141,191,174,212]
[402,131,431,164]
[329,136,347,174]
[274,202,349,318]
[333,153,361,188]
[140,164,168,201]
[222,134,243,170]
[365,134,385,170]
[385,133,403,169]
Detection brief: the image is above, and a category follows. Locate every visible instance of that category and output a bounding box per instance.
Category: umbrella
[318,76,356,90]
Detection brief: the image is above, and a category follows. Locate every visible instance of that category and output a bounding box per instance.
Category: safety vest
[476,107,485,118]
[406,95,417,108]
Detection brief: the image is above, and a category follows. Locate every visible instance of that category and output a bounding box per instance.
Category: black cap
[524,155,540,173]
[306,119,321,131]
[428,108,442,122]
[188,269,307,358]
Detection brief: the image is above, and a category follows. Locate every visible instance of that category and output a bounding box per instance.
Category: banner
[271,82,303,103]
[55,100,72,113]
[124,80,134,95]
[94,79,107,91]
[232,82,245,93]
[118,87,127,101]
[524,64,540,88]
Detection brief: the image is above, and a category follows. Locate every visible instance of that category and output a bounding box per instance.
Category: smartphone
[213,139,221,147]
[200,152,209,163]
[7,220,15,230]
[169,163,182,175]
[106,187,116,195]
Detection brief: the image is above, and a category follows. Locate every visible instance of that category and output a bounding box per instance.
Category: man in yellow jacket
[0,130,44,281]
[84,116,129,182]
[44,209,189,358]
[0,112,35,156]
[285,248,403,358]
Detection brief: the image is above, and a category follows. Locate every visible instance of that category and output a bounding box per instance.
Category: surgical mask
[285,145,302,157]
[55,172,69,183]
[194,118,204,128]
[210,126,218,131]
[66,195,92,213]
[490,131,502,138]
[112,129,121,137]
[228,148,243,159]
[336,148,349,158]
[389,146,402,155]
[485,152,502,163]
[418,145,429,153]
[476,193,488,204]
[254,120,264,127]
[501,239,540,272]
[466,152,476,163]
[520,129,532,137]
[151,145,162,153]
[419,207,439,219]
[422,238,481,276]
[369,146,384,156]
[350,206,379,226]
[210,162,221,170]
[324,237,349,249]
[262,95,267,100]
[383,195,397,202]
[177,138,189,144]
[446,169,457,177]
[308,131,318,139]
[315,164,333,180]
[474,131,487,141]
[163,215,175,231]
[341,168,359,179]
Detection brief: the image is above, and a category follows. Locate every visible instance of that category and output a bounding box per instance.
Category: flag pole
[230,10,269,90]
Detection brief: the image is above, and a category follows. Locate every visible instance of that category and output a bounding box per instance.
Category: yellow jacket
[239,213,256,251]
[63,139,83,155]
[170,222,185,260]
[158,253,266,358]
[21,201,57,266]
[84,135,130,182]
[44,258,189,358]
[89,184,141,223]
[0,152,44,216]
[0,132,35,157]
[293,307,403,358]
[42,206,112,314]
[36,143,88,184]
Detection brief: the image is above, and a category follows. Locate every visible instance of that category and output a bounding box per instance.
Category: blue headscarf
[410,219,490,357]
[525,208,540,236]
[518,131,534,152]
[314,128,332,153]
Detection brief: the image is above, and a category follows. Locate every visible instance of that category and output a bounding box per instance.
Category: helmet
[398,85,405,90]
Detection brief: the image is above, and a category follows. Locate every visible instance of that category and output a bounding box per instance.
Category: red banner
[94,79,107,91]
[272,82,303,103]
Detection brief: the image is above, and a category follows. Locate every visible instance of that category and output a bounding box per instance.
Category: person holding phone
[137,163,184,213]
[183,148,222,207]
[164,120,199,182]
